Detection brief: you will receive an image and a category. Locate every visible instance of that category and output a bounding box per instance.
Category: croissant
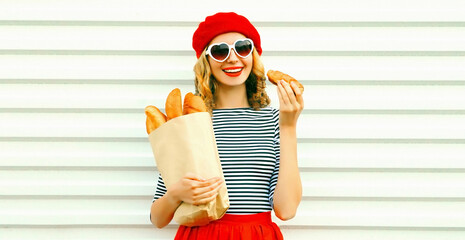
[145,105,167,134]
[183,92,207,114]
[267,70,304,93]
[165,88,183,121]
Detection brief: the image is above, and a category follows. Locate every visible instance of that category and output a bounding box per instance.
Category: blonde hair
[193,49,271,114]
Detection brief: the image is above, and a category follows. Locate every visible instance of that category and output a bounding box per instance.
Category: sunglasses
[205,38,254,62]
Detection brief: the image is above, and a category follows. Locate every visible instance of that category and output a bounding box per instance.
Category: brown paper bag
[148,112,229,226]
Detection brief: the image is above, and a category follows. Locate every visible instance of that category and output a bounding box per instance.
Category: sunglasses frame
[205,38,254,62]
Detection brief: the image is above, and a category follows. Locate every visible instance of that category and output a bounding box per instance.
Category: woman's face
[207,32,253,88]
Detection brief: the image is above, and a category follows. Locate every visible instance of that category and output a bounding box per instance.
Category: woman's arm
[150,188,181,228]
[150,173,223,228]
[272,80,304,221]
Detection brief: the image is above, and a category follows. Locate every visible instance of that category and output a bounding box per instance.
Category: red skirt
[174,211,283,240]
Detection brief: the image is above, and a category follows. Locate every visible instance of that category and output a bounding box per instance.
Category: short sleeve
[150,173,167,223]
[268,108,280,208]
[153,173,167,203]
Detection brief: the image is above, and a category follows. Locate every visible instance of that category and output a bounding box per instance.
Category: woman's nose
[226,48,239,62]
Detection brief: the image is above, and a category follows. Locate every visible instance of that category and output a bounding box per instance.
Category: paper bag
[148,112,229,226]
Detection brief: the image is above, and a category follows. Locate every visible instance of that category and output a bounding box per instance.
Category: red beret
[192,12,262,58]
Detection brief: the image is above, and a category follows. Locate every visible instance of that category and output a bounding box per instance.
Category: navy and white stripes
[153,107,280,214]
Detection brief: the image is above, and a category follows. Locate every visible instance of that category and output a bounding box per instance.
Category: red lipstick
[222,67,243,77]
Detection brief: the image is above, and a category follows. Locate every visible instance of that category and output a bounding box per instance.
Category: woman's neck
[214,84,250,109]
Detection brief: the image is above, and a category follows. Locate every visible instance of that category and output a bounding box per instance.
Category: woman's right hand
[168,173,224,206]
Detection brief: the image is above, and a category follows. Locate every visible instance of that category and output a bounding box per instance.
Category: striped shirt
[152,107,280,214]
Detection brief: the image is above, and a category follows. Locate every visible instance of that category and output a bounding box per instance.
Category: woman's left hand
[277,80,304,127]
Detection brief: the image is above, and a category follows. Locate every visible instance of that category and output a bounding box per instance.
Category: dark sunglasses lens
[210,43,230,61]
[235,40,253,57]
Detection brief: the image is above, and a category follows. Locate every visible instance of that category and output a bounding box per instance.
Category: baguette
[183,92,207,115]
[165,88,183,121]
[267,70,304,93]
[145,89,207,134]
[145,105,167,134]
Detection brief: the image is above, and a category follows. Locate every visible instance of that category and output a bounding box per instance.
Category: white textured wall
[1,0,465,239]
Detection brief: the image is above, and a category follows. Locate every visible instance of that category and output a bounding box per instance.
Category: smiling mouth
[223,68,242,73]
[223,67,243,76]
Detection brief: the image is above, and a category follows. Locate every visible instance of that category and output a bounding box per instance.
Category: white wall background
[1,0,465,239]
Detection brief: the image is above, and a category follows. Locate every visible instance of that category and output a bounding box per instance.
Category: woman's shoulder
[261,106,279,118]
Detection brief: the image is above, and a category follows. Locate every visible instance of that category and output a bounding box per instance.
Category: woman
[150,12,303,239]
